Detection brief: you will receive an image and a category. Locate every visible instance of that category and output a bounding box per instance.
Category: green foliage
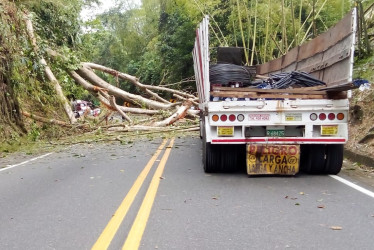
[28,122,41,141]
[354,55,374,83]
[158,2,196,84]
[23,0,83,47]
[81,0,357,87]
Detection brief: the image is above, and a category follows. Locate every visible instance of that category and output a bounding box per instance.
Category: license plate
[246,144,300,175]
[217,126,234,137]
[321,125,338,135]
[266,130,285,137]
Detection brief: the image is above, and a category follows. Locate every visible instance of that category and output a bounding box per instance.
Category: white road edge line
[330,175,374,199]
[0,152,53,172]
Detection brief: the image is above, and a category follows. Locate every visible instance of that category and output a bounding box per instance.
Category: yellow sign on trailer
[246,145,300,175]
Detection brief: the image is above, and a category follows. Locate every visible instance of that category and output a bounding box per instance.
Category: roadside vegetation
[0,0,373,156]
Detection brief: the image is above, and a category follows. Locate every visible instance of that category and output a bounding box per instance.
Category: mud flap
[246,144,300,175]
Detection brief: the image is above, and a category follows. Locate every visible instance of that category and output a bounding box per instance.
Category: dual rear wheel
[203,142,343,174]
[300,144,344,174]
[203,142,246,173]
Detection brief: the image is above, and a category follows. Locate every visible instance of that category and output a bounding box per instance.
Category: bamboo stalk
[300,0,327,44]
[231,5,238,47]
[312,0,316,38]
[293,0,317,45]
[263,0,271,62]
[298,0,303,44]
[250,0,258,66]
[360,1,372,54]
[236,0,249,64]
[244,0,252,63]
[281,0,288,53]
[291,0,297,47]
[192,0,223,46]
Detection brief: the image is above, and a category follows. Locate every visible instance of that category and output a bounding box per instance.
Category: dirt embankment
[345,87,374,166]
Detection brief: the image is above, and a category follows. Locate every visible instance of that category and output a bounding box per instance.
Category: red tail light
[220,114,227,121]
[319,113,326,121]
[229,114,236,122]
[328,113,336,120]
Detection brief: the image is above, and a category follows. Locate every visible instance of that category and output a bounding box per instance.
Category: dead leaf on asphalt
[159,176,165,179]
[212,196,219,200]
[317,205,325,209]
[285,196,289,199]
[295,203,300,206]
[330,226,343,230]
[299,192,305,195]
[291,197,298,200]
[120,169,125,173]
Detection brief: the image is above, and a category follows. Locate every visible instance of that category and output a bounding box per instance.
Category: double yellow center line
[92,138,175,250]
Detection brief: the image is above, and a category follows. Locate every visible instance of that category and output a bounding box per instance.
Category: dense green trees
[81,0,355,88]
[1,0,372,141]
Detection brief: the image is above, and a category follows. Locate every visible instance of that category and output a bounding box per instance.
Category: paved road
[0,136,373,250]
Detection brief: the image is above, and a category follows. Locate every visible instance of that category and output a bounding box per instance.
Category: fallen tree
[20,14,199,135]
[24,12,77,124]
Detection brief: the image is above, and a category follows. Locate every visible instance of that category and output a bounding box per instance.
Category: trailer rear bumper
[211,137,346,144]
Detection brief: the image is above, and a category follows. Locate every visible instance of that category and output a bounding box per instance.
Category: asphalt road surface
[0,136,373,250]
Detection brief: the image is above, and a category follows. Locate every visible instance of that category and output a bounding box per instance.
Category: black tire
[301,144,327,174]
[324,144,344,174]
[299,144,311,173]
[219,144,244,172]
[203,142,218,173]
[201,119,245,173]
[199,118,203,139]
[203,143,245,173]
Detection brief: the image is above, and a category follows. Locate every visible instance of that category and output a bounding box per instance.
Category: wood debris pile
[22,13,199,133]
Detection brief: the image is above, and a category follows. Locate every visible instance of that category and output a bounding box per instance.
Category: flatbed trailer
[193,9,357,175]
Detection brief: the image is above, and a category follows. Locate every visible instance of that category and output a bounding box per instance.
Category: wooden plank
[210,91,327,99]
[294,85,327,91]
[212,86,327,95]
[321,79,351,89]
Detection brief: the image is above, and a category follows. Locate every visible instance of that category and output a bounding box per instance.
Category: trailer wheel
[324,144,344,174]
[203,143,244,173]
[299,145,311,173]
[199,118,203,139]
[219,144,244,172]
[301,144,326,174]
[203,142,218,173]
